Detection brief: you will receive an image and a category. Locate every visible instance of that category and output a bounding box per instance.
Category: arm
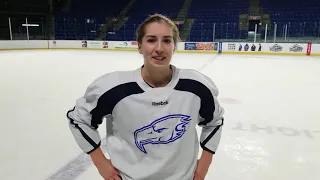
[193,149,215,180]
[194,76,224,179]
[67,77,121,180]
[90,147,121,180]
[198,76,224,156]
[199,149,214,163]
[90,147,110,167]
[66,80,104,154]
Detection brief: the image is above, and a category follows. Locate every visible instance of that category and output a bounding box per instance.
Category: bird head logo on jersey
[134,114,191,154]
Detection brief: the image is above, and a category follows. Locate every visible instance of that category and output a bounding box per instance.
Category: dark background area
[0,0,319,42]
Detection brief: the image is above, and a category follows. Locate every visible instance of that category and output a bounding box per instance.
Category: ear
[138,43,143,54]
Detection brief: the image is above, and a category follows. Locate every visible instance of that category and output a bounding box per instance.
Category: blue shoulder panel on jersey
[90,82,145,128]
[174,79,215,125]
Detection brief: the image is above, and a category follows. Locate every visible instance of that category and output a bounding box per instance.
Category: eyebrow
[145,35,173,38]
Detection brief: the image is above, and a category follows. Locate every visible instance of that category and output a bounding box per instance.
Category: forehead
[144,22,173,37]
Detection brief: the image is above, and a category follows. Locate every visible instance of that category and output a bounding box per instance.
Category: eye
[164,39,171,43]
[147,39,156,43]
[155,128,167,133]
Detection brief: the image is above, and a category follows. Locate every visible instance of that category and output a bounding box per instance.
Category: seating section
[54,0,131,40]
[105,0,185,41]
[187,0,249,42]
[53,0,320,41]
[260,0,320,37]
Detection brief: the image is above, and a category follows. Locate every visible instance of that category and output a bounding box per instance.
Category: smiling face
[138,22,175,69]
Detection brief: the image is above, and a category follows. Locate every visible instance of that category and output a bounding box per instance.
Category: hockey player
[67,14,225,180]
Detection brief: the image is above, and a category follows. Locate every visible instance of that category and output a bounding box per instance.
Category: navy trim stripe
[66,108,100,152]
[174,79,215,125]
[90,82,145,128]
[200,118,224,153]
[200,144,215,154]
[201,125,221,146]
[87,141,101,154]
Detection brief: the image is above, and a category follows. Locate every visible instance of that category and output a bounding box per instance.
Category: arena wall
[0,40,319,56]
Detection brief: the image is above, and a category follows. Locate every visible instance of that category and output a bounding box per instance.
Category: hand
[90,147,121,180]
[96,159,121,180]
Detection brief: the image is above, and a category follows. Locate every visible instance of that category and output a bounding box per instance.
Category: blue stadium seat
[54,0,320,41]
[187,0,249,41]
[260,0,320,37]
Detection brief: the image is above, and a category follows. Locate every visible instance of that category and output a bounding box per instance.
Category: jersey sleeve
[197,75,225,154]
[66,78,106,154]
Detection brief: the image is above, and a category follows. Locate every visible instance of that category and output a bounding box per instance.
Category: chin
[146,61,169,70]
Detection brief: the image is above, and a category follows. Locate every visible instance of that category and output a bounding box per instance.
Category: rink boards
[0,40,319,56]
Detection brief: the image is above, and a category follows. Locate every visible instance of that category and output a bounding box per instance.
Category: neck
[142,65,172,88]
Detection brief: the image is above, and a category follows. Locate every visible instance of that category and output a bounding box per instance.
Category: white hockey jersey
[67,65,225,180]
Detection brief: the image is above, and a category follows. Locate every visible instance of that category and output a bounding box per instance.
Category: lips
[152,56,165,61]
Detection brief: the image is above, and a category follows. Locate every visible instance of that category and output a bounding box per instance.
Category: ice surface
[0,50,319,180]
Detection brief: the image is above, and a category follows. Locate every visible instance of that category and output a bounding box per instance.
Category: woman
[67,14,225,180]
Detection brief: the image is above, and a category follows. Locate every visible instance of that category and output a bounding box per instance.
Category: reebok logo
[152,100,169,106]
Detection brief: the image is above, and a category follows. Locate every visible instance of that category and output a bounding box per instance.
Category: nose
[155,41,164,53]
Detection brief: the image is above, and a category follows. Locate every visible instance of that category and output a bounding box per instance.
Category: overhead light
[22,24,39,27]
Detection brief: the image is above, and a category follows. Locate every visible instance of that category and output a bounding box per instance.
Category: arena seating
[187,0,249,42]
[54,0,131,40]
[260,0,320,38]
[105,0,185,41]
[53,0,320,41]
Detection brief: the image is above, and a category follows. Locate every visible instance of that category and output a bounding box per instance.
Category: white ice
[0,50,319,180]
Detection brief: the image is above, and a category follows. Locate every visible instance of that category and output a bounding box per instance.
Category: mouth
[152,56,166,61]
